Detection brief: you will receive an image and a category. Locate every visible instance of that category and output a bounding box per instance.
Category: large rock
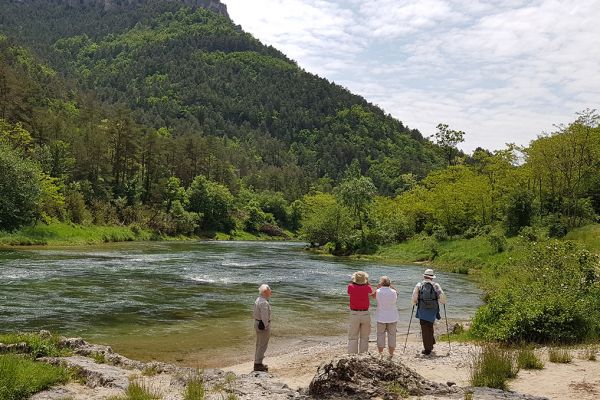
[309,354,457,399]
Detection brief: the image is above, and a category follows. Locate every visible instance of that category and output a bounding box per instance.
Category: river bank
[5,332,598,400]
[0,222,293,247]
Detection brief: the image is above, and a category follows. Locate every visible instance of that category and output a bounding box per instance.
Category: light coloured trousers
[348,310,370,353]
[254,321,270,364]
[376,322,397,349]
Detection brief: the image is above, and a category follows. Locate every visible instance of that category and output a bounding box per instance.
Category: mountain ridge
[9,0,228,16]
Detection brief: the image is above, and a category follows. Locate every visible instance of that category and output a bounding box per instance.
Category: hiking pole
[403,305,415,353]
[443,304,451,354]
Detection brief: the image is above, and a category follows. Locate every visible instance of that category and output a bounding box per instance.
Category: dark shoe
[253,363,268,372]
[421,350,431,355]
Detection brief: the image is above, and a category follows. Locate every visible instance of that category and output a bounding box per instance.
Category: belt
[351,309,369,311]
[256,319,271,322]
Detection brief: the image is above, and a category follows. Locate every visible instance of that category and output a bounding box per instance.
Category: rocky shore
[7,336,554,400]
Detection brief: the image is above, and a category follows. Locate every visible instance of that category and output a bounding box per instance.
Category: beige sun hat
[423,268,436,279]
[351,271,369,285]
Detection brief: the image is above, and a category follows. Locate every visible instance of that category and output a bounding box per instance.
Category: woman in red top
[347,271,373,353]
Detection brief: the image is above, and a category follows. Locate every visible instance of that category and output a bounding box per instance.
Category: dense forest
[1,0,599,348]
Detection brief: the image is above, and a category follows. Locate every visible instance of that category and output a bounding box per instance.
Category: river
[0,241,482,367]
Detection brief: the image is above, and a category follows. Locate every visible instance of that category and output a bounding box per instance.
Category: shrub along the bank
[471,240,600,344]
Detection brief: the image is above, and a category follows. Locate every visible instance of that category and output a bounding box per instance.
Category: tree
[187,175,235,232]
[433,123,465,165]
[299,193,353,249]
[0,142,42,230]
[334,176,376,244]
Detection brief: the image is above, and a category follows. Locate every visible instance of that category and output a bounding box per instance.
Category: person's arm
[412,283,420,305]
[259,301,270,329]
[435,283,447,305]
[370,286,377,298]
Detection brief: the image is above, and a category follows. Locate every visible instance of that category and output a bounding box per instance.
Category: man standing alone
[253,283,272,372]
[412,269,446,355]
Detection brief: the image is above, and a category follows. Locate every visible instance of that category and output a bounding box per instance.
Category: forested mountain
[0,0,442,195]
[0,0,448,236]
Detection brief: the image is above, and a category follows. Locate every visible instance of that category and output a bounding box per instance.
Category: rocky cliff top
[11,0,229,17]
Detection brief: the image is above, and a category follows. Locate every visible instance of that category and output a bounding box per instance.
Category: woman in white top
[374,276,399,357]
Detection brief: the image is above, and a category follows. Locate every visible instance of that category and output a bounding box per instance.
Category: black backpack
[418,282,438,309]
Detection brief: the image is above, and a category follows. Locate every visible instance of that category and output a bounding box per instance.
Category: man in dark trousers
[253,283,272,371]
[412,269,446,355]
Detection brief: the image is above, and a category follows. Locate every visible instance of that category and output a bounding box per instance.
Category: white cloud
[223,0,600,152]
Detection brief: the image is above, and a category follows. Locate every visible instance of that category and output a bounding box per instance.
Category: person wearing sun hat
[411,268,446,355]
[347,270,374,353]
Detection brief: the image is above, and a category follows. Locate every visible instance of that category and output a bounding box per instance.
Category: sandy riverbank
[224,335,600,400]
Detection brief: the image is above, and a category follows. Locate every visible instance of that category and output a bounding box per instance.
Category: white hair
[258,284,271,294]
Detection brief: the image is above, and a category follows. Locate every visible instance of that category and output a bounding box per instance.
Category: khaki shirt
[254,295,271,329]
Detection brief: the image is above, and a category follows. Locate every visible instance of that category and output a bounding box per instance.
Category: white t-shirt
[375,287,399,323]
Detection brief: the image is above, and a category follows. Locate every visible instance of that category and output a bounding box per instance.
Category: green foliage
[299,193,353,250]
[385,382,410,399]
[109,381,161,400]
[90,351,106,364]
[471,241,600,344]
[0,332,67,358]
[0,222,151,246]
[516,348,544,370]
[0,354,69,400]
[187,175,235,233]
[470,345,518,390]
[504,190,534,236]
[432,123,465,165]
[335,175,376,243]
[0,142,43,231]
[547,215,568,238]
[184,375,206,400]
[487,231,507,253]
[548,347,572,363]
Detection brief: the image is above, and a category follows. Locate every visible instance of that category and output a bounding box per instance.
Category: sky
[223,0,600,152]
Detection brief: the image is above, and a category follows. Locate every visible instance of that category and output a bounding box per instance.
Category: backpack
[418,282,438,309]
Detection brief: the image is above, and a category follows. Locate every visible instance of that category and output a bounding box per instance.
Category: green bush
[487,232,507,253]
[470,346,518,390]
[471,241,600,344]
[547,215,568,238]
[518,226,539,242]
[0,354,69,400]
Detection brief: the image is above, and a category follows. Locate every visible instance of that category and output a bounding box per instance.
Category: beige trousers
[376,322,397,349]
[254,321,271,364]
[348,311,371,353]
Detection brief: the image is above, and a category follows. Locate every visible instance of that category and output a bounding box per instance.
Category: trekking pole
[443,304,451,354]
[403,305,415,353]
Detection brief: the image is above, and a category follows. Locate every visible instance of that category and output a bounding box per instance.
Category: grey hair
[258,284,271,294]
[379,276,391,287]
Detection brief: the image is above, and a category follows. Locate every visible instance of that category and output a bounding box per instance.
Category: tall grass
[565,223,600,253]
[108,381,161,400]
[516,348,544,370]
[0,354,69,400]
[548,347,572,363]
[184,375,205,400]
[470,346,518,390]
[0,332,68,357]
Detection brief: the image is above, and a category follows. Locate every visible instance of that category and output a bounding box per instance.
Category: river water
[0,241,482,367]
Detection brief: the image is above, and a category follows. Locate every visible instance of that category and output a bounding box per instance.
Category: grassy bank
[0,222,297,247]
[366,223,600,275]
[0,222,154,246]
